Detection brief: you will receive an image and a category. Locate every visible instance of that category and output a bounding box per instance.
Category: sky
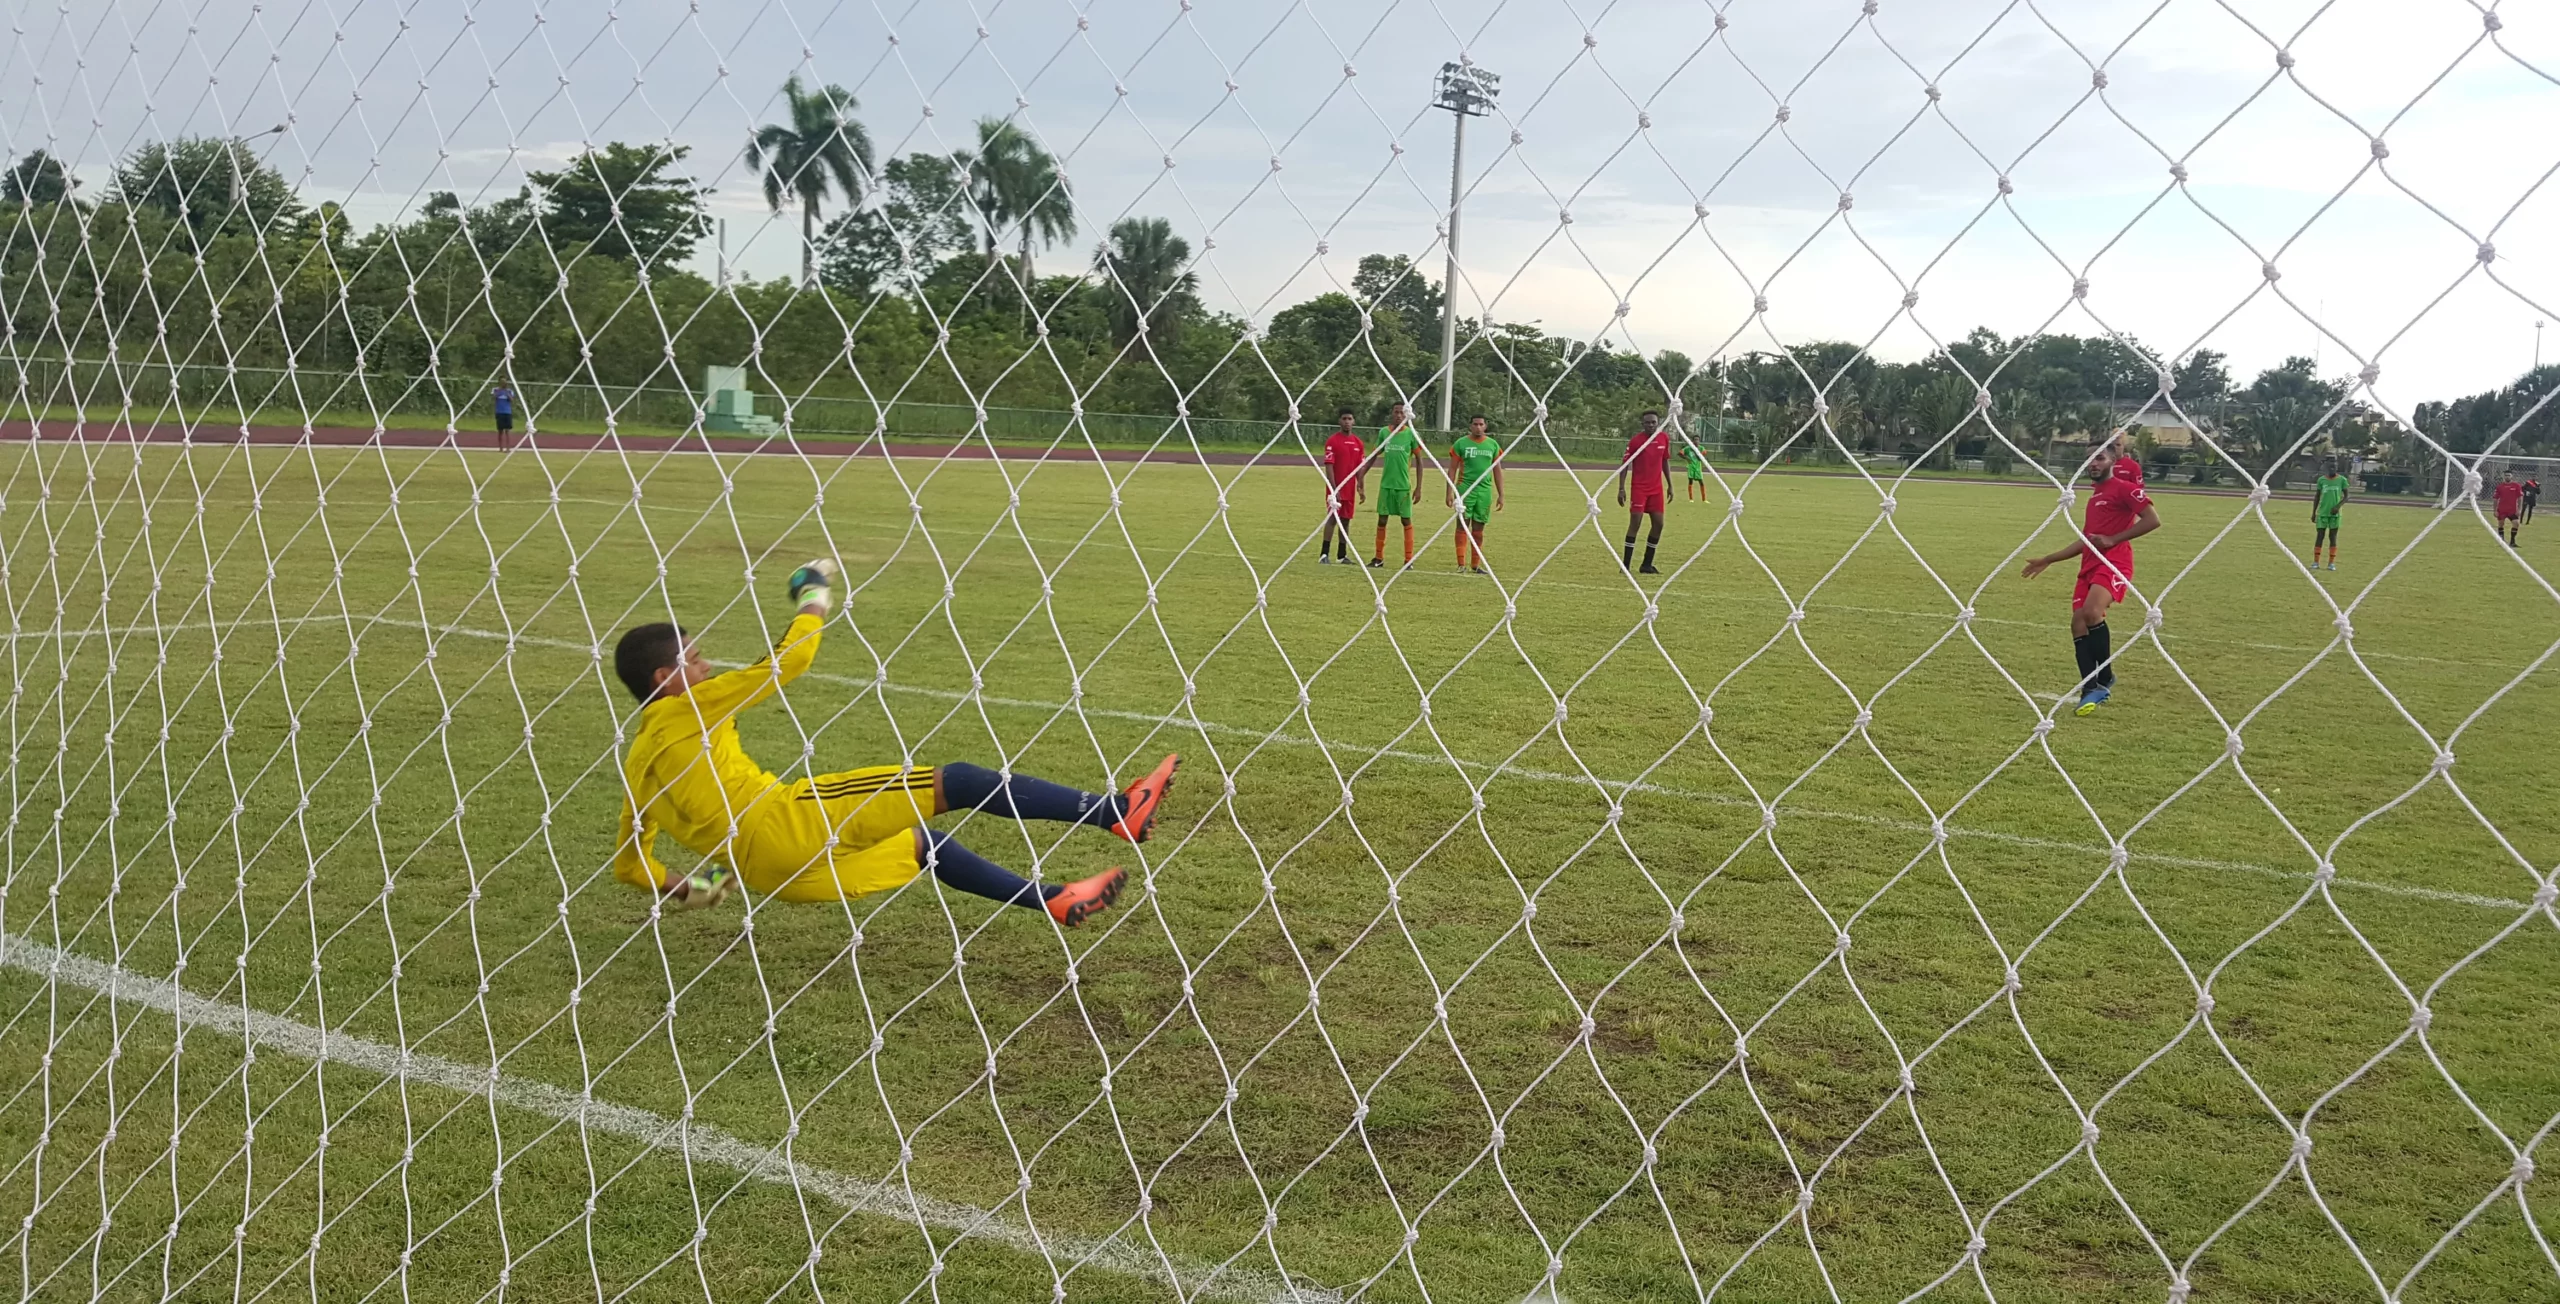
[4,0,2558,414]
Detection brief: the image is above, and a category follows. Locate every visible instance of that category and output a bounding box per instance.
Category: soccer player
[612,561,1174,924]
[1319,408,1366,565]
[2526,476,2542,524]
[1618,410,1674,574]
[1446,415,1504,573]
[2494,469,2523,547]
[2021,444,2160,716]
[2311,458,2349,571]
[1369,401,1426,569]
[1683,433,1708,501]
[493,384,516,441]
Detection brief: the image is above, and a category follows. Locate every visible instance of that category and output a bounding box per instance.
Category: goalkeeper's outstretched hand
[788,558,840,614]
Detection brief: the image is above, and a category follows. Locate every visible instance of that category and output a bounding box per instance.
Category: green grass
[0,440,2553,1303]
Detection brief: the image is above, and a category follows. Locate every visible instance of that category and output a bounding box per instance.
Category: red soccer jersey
[1324,432,1366,486]
[2495,481,2524,518]
[2081,458,2151,574]
[1625,429,1671,483]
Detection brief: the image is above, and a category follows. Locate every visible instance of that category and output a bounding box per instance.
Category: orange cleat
[1111,753,1180,844]
[1046,867,1127,927]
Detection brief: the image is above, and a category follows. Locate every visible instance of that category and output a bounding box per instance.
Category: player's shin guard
[1374,522,1388,561]
[2072,628,2101,694]
[919,831,1053,910]
[939,762,1128,830]
[1403,523,1414,562]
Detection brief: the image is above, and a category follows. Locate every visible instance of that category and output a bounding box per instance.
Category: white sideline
[0,934,1335,1304]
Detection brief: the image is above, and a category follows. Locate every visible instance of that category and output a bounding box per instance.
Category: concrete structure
[702,365,782,436]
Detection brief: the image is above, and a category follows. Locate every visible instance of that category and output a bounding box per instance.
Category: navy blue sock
[941,762,1126,830]
[919,831,1055,910]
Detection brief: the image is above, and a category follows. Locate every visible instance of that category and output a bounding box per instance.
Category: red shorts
[1628,485,1666,514]
[1332,483,1357,521]
[2499,509,2521,522]
[2072,571,2126,610]
[2074,545,2132,609]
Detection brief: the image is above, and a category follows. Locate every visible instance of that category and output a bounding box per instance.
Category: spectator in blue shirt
[493,385,516,439]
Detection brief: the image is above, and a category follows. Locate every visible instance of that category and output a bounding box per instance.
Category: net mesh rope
[0,2,2555,1302]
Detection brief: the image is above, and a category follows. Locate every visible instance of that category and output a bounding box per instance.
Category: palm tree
[1093,217,1198,345]
[957,118,1076,282]
[746,76,872,288]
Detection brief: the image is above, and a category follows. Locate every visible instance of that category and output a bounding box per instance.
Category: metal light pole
[228,123,287,231]
[1432,61,1498,433]
[2537,319,2545,371]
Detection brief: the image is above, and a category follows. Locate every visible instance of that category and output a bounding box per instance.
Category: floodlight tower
[1432,61,1499,432]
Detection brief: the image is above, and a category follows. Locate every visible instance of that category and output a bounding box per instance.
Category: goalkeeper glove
[665,863,734,912]
[787,558,840,614]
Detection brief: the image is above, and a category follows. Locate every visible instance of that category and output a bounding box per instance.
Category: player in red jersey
[1319,407,1366,564]
[1618,410,1675,574]
[2494,469,2524,548]
[2021,442,2160,716]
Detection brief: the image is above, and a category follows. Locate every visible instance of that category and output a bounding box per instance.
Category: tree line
[0,93,2549,479]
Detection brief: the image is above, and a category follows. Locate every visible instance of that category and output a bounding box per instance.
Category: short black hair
[1642,409,1662,420]
[1469,414,1489,425]
[1338,406,1357,419]
[615,623,685,703]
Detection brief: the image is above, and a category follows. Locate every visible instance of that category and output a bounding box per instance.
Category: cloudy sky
[6,0,2557,412]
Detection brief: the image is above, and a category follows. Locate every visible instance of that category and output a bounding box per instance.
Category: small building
[2113,407,2202,449]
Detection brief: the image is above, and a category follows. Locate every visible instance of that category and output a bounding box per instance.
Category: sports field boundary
[0,933,1339,1304]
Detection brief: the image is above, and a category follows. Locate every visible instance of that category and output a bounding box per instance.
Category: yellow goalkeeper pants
[734,765,935,902]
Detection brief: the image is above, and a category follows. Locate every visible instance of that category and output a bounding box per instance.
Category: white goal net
[2,3,2556,1303]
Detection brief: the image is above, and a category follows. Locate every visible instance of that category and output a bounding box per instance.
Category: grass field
[0,437,2553,1303]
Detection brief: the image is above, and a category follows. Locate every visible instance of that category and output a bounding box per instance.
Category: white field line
[0,933,1338,1304]
[10,614,2523,914]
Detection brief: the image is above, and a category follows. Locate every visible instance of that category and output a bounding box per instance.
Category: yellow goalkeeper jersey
[612,613,823,891]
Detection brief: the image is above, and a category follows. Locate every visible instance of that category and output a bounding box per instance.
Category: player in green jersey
[1682,435,1708,500]
[1446,416,1505,572]
[1368,401,1427,568]
[2311,458,2349,571]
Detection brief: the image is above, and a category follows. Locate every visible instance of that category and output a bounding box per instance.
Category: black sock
[940,761,1125,829]
[1622,538,1636,566]
[2088,621,2113,689]
[2072,629,2098,691]
[920,831,1056,910]
[1641,545,1658,568]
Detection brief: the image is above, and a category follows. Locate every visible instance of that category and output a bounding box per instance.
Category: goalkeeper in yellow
[610,560,1176,924]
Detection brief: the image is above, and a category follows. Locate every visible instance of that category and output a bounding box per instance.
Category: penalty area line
[0,934,1339,1304]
